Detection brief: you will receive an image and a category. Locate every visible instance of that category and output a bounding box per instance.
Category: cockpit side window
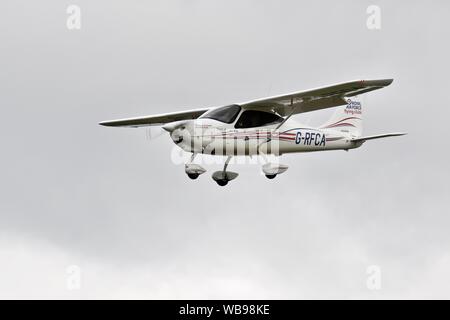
[234,110,283,129]
[200,104,241,124]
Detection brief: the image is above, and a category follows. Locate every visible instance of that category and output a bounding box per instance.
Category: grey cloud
[0,0,449,298]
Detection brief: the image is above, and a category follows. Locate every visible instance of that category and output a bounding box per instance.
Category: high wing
[99,107,209,127]
[239,79,393,116]
[99,79,393,127]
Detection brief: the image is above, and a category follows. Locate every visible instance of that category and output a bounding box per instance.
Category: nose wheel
[212,156,238,187]
[265,174,277,179]
[216,179,228,186]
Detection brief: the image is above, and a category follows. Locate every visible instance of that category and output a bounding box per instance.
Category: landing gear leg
[223,156,232,173]
[219,156,232,186]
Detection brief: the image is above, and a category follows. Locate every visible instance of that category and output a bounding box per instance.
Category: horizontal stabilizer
[352,132,407,142]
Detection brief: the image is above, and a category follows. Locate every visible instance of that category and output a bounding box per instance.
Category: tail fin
[320,97,363,137]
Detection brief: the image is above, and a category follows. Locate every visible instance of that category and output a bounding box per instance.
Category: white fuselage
[172,118,362,156]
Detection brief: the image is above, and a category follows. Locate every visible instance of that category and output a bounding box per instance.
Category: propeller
[162,121,190,145]
[145,126,166,142]
[144,120,190,143]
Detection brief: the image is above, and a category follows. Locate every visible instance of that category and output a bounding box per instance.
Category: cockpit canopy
[200,104,283,128]
[199,104,241,124]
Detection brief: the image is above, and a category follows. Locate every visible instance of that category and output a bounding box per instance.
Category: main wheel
[265,174,277,179]
[187,173,199,180]
[216,179,228,186]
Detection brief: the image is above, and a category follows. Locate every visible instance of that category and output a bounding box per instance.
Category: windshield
[200,105,241,124]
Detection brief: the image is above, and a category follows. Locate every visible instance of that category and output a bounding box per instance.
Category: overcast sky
[1,0,449,299]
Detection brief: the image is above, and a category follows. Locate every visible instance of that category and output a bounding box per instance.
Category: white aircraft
[100,79,405,186]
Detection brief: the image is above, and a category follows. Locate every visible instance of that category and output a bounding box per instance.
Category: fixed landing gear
[185,153,206,180]
[212,156,239,187]
[262,163,288,180]
[216,179,228,186]
[187,173,199,180]
[185,155,289,185]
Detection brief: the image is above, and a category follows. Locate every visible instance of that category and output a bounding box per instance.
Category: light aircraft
[100,79,405,186]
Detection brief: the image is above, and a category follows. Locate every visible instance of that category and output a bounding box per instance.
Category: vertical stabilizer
[320,97,363,137]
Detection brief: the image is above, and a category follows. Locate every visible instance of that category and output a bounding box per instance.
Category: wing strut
[258,98,308,151]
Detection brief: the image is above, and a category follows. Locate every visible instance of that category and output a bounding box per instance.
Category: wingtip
[359,78,394,86]
[376,78,394,86]
[99,121,115,127]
